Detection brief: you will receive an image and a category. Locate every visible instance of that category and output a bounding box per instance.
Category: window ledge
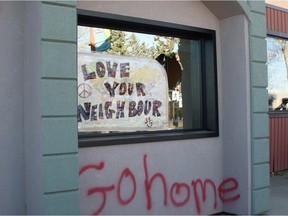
[79,130,219,147]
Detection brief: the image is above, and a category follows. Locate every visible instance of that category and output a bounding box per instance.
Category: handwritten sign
[78,52,168,132]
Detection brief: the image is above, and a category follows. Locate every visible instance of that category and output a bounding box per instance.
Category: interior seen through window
[77,12,218,144]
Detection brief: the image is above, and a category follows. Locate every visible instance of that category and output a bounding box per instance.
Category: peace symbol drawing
[78,83,93,98]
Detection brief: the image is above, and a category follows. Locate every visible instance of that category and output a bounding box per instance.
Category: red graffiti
[117,168,136,205]
[79,162,104,175]
[80,154,240,215]
[144,154,168,210]
[191,179,217,213]
[218,178,241,202]
[170,183,190,207]
[87,185,115,215]
[79,162,115,215]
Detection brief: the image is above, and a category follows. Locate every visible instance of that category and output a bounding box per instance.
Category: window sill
[78,130,219,147]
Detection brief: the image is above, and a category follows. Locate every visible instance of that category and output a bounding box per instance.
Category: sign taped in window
[78,52,169,132]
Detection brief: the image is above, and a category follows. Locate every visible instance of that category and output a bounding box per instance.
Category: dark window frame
[77,9,219,147]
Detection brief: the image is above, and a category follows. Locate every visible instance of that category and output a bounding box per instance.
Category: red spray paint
[79,154,240,215]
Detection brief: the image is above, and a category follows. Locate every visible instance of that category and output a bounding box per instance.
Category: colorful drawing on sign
[77,52,169,132]
[79,154,240,215]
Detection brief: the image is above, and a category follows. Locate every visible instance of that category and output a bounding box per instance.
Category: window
[267,36,288,111]
[77,10,218,146]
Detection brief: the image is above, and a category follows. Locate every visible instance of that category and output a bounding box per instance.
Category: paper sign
[77,52,169,132]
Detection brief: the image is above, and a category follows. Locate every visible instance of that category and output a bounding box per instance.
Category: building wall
[248,1,270,214]
[0,0,269,215]
[77,1,269,214]
[23,2,43,214]
[266,4,288,37]
[76,1,260,215]
[266,0,288,9]
[220,14,251,213]
[1,1,79,214]
[0,2,25,214]
[38,1,79,214]
[266,1,288,174]
[77,2,225,215]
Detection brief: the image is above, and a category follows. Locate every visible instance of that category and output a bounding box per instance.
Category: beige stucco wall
[266,0,288,9]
